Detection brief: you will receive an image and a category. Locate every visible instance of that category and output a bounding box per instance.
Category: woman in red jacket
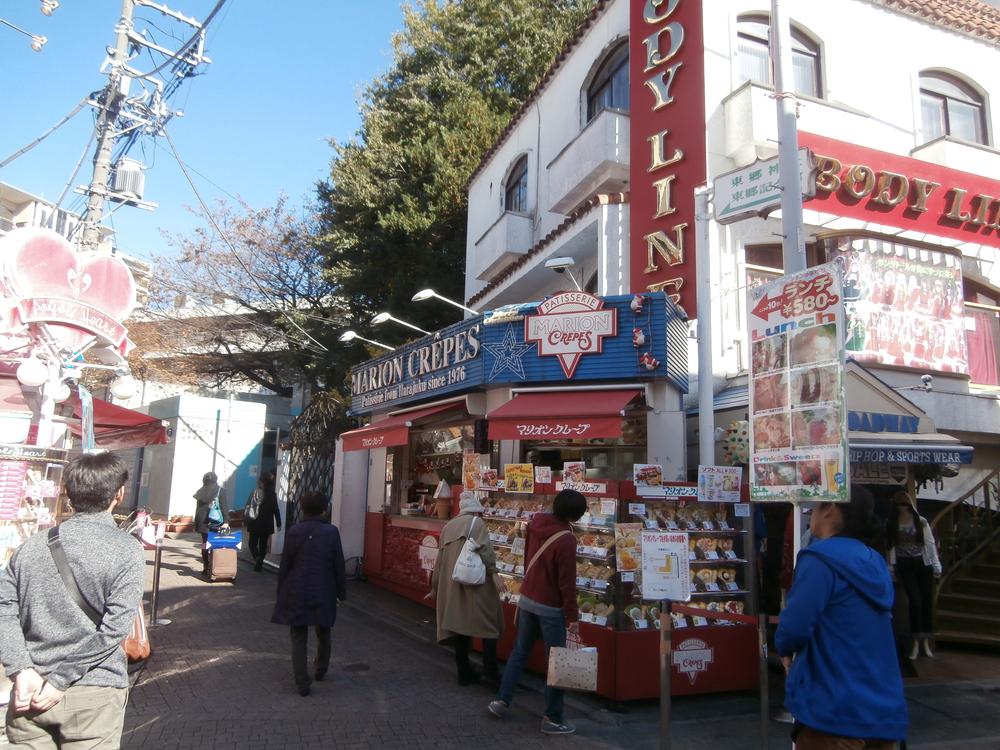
[488,489,586,735]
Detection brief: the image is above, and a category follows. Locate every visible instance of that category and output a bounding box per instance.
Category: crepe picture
[563,461,586,484]
[789,323,838,367]
[633,463,663,487]
[797,459,823,487]
[753,413,791,451]
[791,407,842,448]
[791,365,840,408]
[751,333,787,374]
[754,462,797,487]
[753,372,788,412]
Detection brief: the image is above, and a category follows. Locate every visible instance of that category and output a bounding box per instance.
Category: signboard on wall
[629,0,707,311]
[828,236,968,375]
[348,294,688,414]
[747,264,849,502]
[800,132,1000,250]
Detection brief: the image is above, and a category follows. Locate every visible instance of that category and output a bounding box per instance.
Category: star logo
[484,324,533,380]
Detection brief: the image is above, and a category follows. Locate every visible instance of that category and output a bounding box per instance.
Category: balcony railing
[547,108,629,215]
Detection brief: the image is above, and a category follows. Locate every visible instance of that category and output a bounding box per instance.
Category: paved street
[124,536,1000,750]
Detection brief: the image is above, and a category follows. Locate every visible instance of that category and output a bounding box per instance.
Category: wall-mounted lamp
[411,288,477,315]
[371,312,431,336]
[544,257,583,292]
[338,330,394,352]
[109,373,138,400]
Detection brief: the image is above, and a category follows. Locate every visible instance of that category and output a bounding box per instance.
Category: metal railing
[931,468,1000,606]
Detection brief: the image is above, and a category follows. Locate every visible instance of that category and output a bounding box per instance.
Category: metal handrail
[931,468,1000,607]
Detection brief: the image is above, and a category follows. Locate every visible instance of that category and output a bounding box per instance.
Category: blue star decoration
[484,324,533,380]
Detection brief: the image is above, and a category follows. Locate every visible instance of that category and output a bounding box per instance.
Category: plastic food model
[718,568,738,585]
[676,507,694,528]
[691,506,711,525]
[723,600,744,614]
[618,548,638,571]
[657,506,678,526]
[718,537,735,554]
[670,612,687,628]
[712,509,729,526]
[695,537,719,558]
[688,538,698,556]
[696,568,718,588]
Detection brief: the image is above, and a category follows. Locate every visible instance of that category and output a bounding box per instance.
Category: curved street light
[338,330,394,352]
[411,288,477,315]
[371,312,431,336]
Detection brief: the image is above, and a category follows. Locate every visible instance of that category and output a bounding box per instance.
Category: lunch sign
[348,293,688,414]
[747,263,849,503]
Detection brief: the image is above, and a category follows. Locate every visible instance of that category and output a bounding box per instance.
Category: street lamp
[338,330,394,352]
[411,288,477,316]
[371,312,431,336]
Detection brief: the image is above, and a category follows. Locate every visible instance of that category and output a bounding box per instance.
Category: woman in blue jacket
[776,488,908,749]
[272,491,346,696]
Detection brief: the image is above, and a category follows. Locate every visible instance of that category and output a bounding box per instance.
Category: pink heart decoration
[3,229,137,355]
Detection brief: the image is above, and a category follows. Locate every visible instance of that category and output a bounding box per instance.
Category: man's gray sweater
[0,511,145,690]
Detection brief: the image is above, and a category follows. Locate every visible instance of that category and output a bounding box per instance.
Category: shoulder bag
[451,516,486,586]
[207,488,225,529]
[47,527,151,663]
[244,488,261,522]
[523,529,572,580]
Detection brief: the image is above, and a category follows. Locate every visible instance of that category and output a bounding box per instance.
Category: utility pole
[77,0,213,254]
[771,0,806,274]
[80,0,135,253]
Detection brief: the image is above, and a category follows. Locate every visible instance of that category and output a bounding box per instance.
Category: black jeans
[452,634,498,680]
[248,529,271,564]
[897,556,934,637]
[290,626,331,690]
[200,533,209,570]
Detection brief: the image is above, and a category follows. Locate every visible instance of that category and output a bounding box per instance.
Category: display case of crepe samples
[622,499,749,630]
[484,494,621,629]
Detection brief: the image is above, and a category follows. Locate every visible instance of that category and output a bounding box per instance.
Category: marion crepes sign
[0,229,137,357]
[524,292,616,378]
[629,0,707,312]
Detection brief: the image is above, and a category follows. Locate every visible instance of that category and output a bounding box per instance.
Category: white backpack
[451,516,486,586]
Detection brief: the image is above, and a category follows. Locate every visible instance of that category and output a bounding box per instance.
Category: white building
[464,0,1000,501]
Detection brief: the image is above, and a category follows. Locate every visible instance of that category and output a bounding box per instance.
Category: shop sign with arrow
[713,149,816,225]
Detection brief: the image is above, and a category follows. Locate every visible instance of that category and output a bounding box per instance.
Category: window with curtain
[919,72,988,145]
[586,42,629,122]
[736,16,821,99]
[965,308,1000,386]
[504,155,529,213]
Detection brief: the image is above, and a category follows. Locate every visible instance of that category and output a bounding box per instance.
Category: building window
[504,155,529,213]
[919,72,987,145]
[736,15,821,99]
[586,42,629,122]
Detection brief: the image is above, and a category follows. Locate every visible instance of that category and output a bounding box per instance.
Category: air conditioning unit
[113,159,145,200]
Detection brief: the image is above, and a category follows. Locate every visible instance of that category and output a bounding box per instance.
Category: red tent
[69,394,168,450]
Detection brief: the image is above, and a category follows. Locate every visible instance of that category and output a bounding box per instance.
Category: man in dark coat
[271,491,346,696]
[246,472,282,571]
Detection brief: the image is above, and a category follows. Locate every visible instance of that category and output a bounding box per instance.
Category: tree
[316,0,597,343]
[131,196,368,398]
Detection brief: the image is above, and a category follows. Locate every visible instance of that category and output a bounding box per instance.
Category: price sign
[628,503,647,516]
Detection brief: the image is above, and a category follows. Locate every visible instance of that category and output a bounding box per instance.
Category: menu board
[747,263,849,502]
[697,465,742,503]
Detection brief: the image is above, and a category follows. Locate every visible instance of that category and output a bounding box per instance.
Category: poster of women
[746,263,849,502]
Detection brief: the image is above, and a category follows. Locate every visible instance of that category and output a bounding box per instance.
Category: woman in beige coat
[429,491,504,685]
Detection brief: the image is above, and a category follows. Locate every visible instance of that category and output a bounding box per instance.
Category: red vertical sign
[629,0,707,313]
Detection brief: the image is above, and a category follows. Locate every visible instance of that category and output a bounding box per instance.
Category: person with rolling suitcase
[193,471,229,578]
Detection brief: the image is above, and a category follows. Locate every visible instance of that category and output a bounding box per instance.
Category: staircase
[932,470,1000,647]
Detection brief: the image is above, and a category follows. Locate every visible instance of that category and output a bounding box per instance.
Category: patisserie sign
[525,292,616,378]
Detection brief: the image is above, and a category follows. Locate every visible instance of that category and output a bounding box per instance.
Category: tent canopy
[69,394,168,450]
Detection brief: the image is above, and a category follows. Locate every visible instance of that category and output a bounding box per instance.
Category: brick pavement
[123,535,1000,750]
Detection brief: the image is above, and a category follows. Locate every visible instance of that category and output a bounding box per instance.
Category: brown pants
[6,684,127,749]
[796,726,898,750]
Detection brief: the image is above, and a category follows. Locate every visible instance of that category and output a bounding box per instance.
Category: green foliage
[316,0,596,343]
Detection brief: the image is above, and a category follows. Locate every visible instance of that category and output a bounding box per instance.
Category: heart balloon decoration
[2,228,137,356]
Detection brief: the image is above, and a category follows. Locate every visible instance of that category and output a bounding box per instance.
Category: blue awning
[849,443,974,465]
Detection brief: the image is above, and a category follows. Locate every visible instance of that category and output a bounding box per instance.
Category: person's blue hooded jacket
[776,536,908,741]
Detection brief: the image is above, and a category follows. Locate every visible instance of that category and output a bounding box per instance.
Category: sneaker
[487,700,509,718]
[908,641,919,660]
[540,717,575,735]
[922,639,935,658]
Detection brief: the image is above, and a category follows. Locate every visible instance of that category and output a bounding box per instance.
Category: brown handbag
[47,527,151,663]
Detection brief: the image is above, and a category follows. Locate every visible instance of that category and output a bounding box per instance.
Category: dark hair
[202,471,217,485]
[64,452,129,514]
[299,491,328,518]
[552,489,587,522]
[833,485,886,553]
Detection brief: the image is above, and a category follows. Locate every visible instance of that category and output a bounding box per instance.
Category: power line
[132,0,228,81]
[162,127,331,354]
[0,98,89,169]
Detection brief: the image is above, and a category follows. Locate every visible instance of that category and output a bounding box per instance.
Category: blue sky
[0,1,405,264]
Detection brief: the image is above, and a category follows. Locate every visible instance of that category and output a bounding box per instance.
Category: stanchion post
[758,613,770,749]
[660,599,672,750]
[149,538,171,627]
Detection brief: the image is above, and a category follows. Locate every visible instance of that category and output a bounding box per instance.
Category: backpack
[245,488,262,522]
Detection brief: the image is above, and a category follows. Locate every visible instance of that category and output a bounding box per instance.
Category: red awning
[69,395,168,450]
[341,402,462,452]
[487,389,642,441]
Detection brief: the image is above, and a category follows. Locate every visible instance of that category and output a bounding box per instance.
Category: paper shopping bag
[546,646,598,692]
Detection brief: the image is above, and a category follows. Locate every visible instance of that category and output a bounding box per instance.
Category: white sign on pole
[697,465,743,503]
[713,148,815,224]
[640,530,691,601]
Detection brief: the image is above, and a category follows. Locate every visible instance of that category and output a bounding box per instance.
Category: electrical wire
[55,125,97,209]
[162,127,331,354]
[131,0,228,82]
[0,98,89,169]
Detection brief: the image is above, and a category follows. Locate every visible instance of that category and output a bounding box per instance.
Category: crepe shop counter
[482,479,757,701]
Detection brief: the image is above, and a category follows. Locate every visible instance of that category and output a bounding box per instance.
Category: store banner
[628,0,707,310]
[828,236,968,376]
[747,263,849,502]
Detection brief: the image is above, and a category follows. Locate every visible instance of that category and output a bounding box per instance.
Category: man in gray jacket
[0,452,144,748]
